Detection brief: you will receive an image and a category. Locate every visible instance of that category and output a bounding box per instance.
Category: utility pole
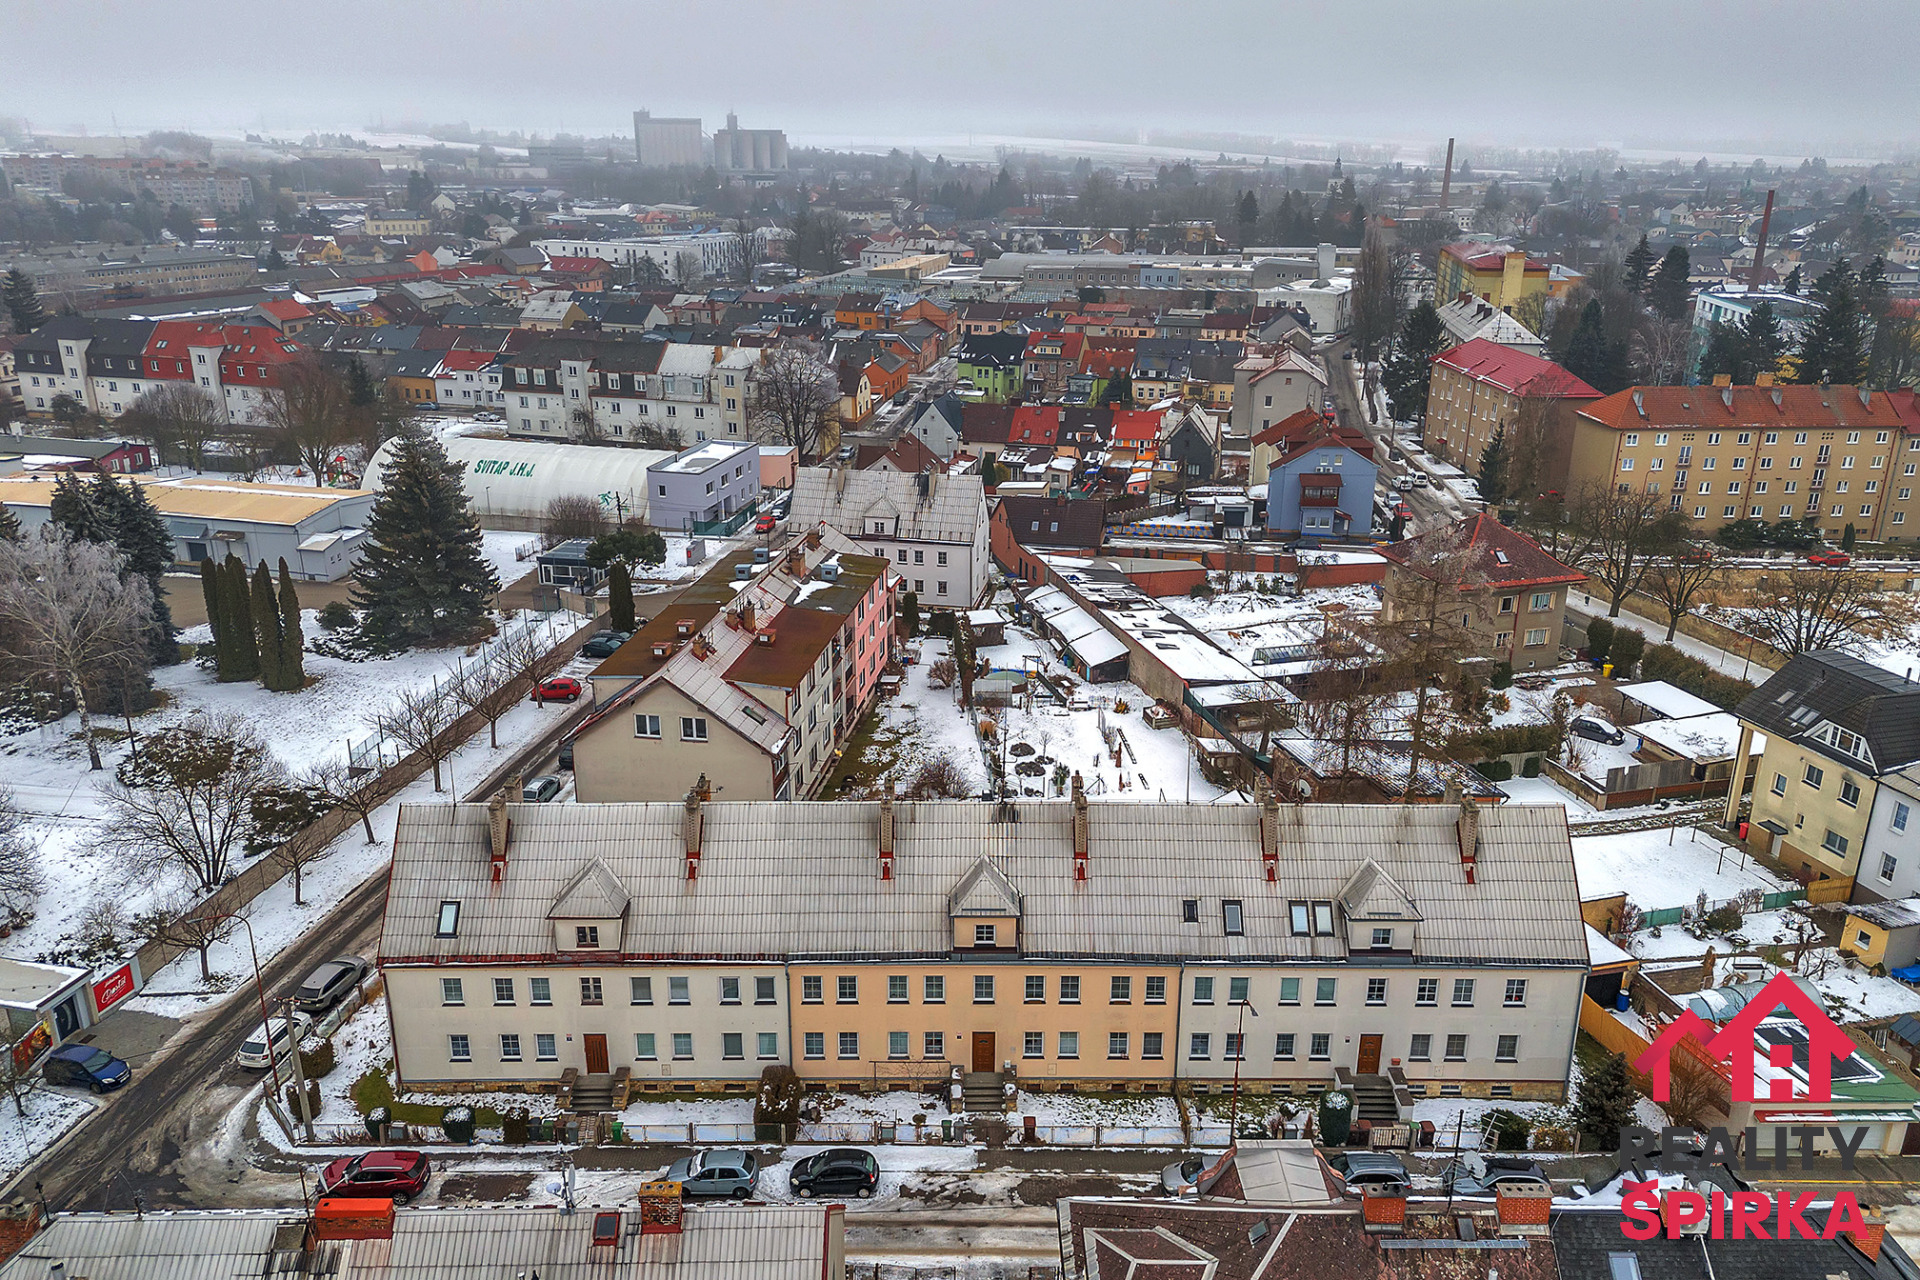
[286,997,316,1143]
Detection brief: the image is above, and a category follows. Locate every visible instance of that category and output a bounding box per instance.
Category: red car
[319,1150,431,1204]
[534,676,582,702]
[1807,549,1852,567]
[755,512,778,534]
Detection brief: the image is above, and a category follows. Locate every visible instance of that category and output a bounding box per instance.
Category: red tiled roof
[1109,409,1162,444]
[544,256,606,274]
[1008,405,1064,446]
[1885,387,1920,433]
[258,299,313,320]
[1378,513,1587,590]
[1443,243,1552,273]
[1579,383,1902,433]
[1433,339,1600,399]
[435,350,496,374]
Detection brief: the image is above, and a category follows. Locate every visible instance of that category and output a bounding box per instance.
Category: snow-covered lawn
[0,1088,98,1186]
[1570,826,1793,909]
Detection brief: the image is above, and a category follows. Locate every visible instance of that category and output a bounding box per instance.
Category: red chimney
[879,794,895,881]
[683,785,703,881]
[1071,773,1088,881]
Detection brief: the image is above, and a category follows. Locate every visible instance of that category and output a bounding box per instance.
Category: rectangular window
[1315,977,1337,1006]
[500,1033,521,1061]
[889,975,910,1003]
[1109,1032,1130,1059]
[1804,764,1824,788]
[1274,1033,1297,1060]
[1366,978,1388,1006]
[924,975,945,1003]
[634,714,661,738]
[1504,979,1528,1007]
[449,1034,471,1062]
[973,923,997,946]
[838,975,858,1004]
[1289,902,1310,935]
[719,977,740,1004]
[1451,979,1475,1007]
[756,976,777,1004]
[1222,900,1244,935]
[974,974,995,1004]
[1111,976,1132,1003]
[1445,1033,1468,1061]
[1880,854,1898,882]
[1060,975,1081,1003]
[436,901,460,937]
[680,717,708,742]
[672,1033,693,1060]
[530,977,551,1006]
[1025,974,1046,1003]
[1409,1033,1432,1061]
[1143,1032,1164,1060]
[574,925,599,949]
[535,1033,556,1061]
[1524,628,1549,647]
[669,976,689,1005]
[1279,977,1300,1005]
[1024,1031,1044,1058]
[1309,1033,1331,1061]
[1227,976,1250,1004]
[1823,829,1850,856]
[758,1032,779,1058]
[635,1033,656,1060]
[1371,928,1394,948]
[1144,976,1166,1004]
[441,977,464,1005]
[722,1032,744,1060]
[580,977,603,1005]
[1193,976,1215,1004]
[802,975,823,1003]
[1313,903,1334,936]
[924,1031,944,1059]
[804,1032,824,1059]
[1772,772,1788,796]
[1896,803,1912,832]
[492,977,514,1005]
[1225,1033,1245,1061]
[838,1032,859,1060]
[1497,1034,1519,1062]
[1189,1034,1211,1060]
[888,1031,909,1059]
[1840,779,1862,807]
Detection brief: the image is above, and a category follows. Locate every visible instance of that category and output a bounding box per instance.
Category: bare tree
[495,618,567,707]
[373,685,460,791]
[1346,221,1402,365]
[120,383,227,472]
[1746,568,1915,657]
[248,779,334,906]
[0,529,153,769]
[750,342,839,461]
[568,401,607,444]
[729,218,765,283]
[1374,537,1495,795]
[1643,551,1724,642]
[306,756,385,845]
[674,250,704,288]
[143,894,241,984]
[257,359,354,486]
[100,712,283,891]
[444,657,523,750]
[542,494,607,548]
[1566,482,1690,617]
[0,786,41,923]
[1630,315,1693,386]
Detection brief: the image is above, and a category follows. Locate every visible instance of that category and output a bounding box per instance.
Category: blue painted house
[1259,413,1377,540]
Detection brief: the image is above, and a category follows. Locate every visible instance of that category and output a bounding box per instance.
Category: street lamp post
[194,912,292,1126]
[1227,999,1260,1138]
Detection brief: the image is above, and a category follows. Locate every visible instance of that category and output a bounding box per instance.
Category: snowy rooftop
[1614,680,1720,721]
[652,440,757,474]
[0,957,87,1010]
[1635,711,1766,764]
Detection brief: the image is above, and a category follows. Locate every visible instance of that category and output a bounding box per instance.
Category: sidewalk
[1566,595,1776,680]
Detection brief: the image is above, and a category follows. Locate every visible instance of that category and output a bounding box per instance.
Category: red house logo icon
[1632,972,1854,1104]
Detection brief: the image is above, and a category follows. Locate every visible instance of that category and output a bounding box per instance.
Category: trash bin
[1738,821,1750,841]
[365,1106,390,1143]
[941,1118,953,1141]
[1418,1120,1437,1149]
[1616,990,1631,1012]
[610,1119,624,1142]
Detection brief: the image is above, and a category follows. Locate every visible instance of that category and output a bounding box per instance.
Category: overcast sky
[4,0,1914,160]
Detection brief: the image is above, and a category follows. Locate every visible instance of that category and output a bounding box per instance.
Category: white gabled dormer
[949,857,1022,952]
[1336,858,1422,955]
[548,859,631,954]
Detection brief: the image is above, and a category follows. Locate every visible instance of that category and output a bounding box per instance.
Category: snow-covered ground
[1570,826,1793,908]
[0,1088,98,1185]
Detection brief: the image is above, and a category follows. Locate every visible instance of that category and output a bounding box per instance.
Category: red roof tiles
[1433,339,1600,399]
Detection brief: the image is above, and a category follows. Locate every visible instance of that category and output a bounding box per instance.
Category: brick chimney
[1361,1188,1406,1234]
[1846,1210,1887,1262]
[636,1181,684,1236]
[879,792,895,881]
[1495,1185,1552,1236]
[1071,773,1089,880]
[683,781,704,881]
[487,788,511,883]
[1259,778,1279,881]
[1456,798,1479,885]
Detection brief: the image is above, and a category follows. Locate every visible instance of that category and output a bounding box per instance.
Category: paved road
[1321,339,1461,537]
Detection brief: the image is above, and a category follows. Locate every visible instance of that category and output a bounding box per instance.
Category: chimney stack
[1748,188,1776,291]
[1316,242,1335,282]
[1456,797,1479,884]
[1438,138,1455,211]
[879,792,895,881]
[487,788,511,883]
[1071,773,1089,880]
[1495,1185,1552,1237]
[1259,778,1279,881]
[1361,1188,1407,1234]
[1846,1211,1888,1262]
[683,779,705,881]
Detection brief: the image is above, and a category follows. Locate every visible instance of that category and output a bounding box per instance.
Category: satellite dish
[546,1180,565,1197]
[1293,778,1313,801]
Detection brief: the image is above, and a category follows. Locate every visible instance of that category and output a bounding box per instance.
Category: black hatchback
[789,1147,879,1199]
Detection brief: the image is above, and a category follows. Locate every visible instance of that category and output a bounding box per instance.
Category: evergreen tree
[201,556,224,659]
[1477,426,1510,505]
[221,555,260,681]
[1646,245,1692,321]
[1695,320,1748,384]
[3,267,47,334]
[1794,263,1868,384]
[606,560,635,632]
[1563,299,1613,390]
[1782,264,1802,294]
[276,559,306,691]
[1742,302,1789,382]
[1384,301,1448,423]
[250,560,288,690]
[1236,190,1258,235]
[90,473,179,665]
[351,430,499,648]
[1841,523,1857,552]
[900,591,920,637]
[345,357,377,407]
[0,503,20,543]
[48,472,111,543]
[1858,256,1898,387]
[1623,234,1656,295]
[1099,370,1133,407]
[1573,1053,1640,1152]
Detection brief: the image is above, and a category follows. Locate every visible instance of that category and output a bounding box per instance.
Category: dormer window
[575,925,600,949]
[974,923,997,946]
[1371,928,1394,948]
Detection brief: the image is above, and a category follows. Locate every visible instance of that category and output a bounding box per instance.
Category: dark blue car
[43,1044,131,1093]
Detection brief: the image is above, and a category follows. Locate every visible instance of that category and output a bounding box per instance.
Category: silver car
[292,955,369,1012]
[666,1150,758,1198]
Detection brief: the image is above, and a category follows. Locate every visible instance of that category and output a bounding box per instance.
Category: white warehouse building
[364,436,671,533]
[531,233,742,283]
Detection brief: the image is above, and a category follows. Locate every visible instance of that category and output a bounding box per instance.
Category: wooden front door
[583,1034,609,1074]
[971,1032,996,1073]
[1356,1034,1383,1076]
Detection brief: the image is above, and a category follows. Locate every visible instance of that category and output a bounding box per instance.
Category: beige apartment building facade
[1570,381,1920,542]
[1423,339,1599,486]
[1379,515,1587,672]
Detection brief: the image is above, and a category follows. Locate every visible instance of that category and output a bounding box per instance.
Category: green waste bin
[610,1119,624,1142]
[941,1118,952,1141]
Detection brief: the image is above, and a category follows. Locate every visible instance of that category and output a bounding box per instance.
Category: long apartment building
[11,315,304,424]
[1423,338,1601,481]
[0,155,251,211]
[496,335,753,444]
[378,794,1589,1103]
[1569,380,1920,542]
[574,529,895,802]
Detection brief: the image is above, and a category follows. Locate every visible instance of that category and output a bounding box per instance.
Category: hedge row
[1639,644,1756,711]
[1453,722,1561,761]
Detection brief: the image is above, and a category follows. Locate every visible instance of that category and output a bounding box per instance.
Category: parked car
[1396,476,1417,492]
[1327,1151,1411,1194]
[666,1150,758,1198]
[1442,1154,1551,1195]
[1570,714,1626,746]
[292,955,369,1013]
[235,1012,312,1071]
[1808,549,1853,567]
[1409,472,1430,487]
[522,774,563,803]
[1161,1156,1208,1196]
[578,631,633,660]
[790,1147,879,1199]
[319,1150,433,1204]
[534,676,583,702]
[755,512,778,534]
[43,1044,131,1093]
[558,737,575,771]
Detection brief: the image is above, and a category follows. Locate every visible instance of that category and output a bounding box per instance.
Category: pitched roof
[547,860,630,920]
[994,495,1109,549]
[1377,513,1587,590]
[1579,382,1899,432]
[1735,649,1920,773]
[1008,405,1064,446]
[790,467,987,545]
[959,403,1016,444]
[1432,339,1600,399]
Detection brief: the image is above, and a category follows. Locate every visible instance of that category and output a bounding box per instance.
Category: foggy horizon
[6,0,1917,164]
